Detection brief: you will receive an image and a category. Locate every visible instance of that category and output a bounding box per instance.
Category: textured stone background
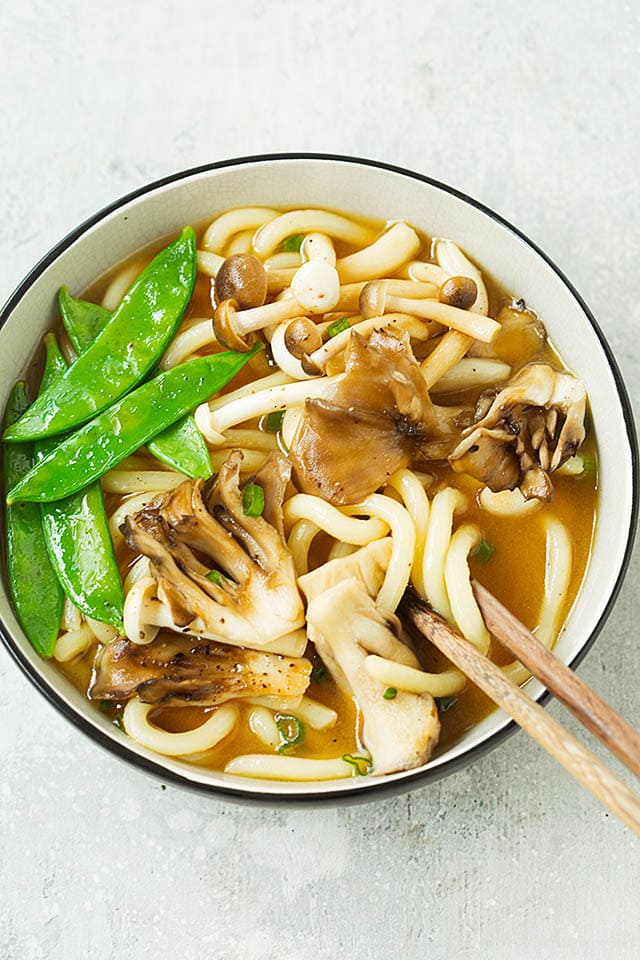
[1,2,639,957]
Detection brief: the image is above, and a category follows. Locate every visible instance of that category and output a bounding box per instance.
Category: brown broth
[55,208,597,772]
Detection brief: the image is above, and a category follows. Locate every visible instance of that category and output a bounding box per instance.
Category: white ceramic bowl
[0,154,637,803]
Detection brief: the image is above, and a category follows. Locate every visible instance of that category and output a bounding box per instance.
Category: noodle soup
[2,205,597,782]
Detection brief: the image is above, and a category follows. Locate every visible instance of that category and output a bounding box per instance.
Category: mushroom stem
[435,239,489,316]
[430,357,511,395]
[420,331,474,388]
[336,222,422,283]
[300,232,336,266]
[360,282,499,342]
[194,375,339,444]
[234,297,304,336]
[408,261,450,286]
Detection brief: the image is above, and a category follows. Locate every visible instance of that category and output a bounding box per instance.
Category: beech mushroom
[214,253,268,309]
[120,452,306,654]
[270,317,324,380]
[449,363,587,500]
[299,543,440,775]
[91,633,311,706]
[214,296,305,351]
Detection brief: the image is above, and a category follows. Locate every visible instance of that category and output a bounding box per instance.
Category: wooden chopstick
[399,592,640,837]
[472,580,640,779]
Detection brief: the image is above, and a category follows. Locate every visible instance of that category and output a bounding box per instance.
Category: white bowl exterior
[0,158,634,798]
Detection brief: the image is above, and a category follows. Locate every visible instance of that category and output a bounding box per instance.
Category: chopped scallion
[263,410,285,433]
[282,234,304,253]
[327,317,351,338]
[275,714,306,753]
[581,454,597,479]
[342,754,373,776]
[435,696,458,712]
[206,569,223,585]
[472,538,496,563]
[311,662,328,684]
[242,482,265,517]
[383,687,397,700]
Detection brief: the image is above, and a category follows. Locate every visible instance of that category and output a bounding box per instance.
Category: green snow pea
[4,227,197,443]
[7,346,259,505]
[58,287,111,354]
[3,382,64,656]
[37,335,124,628]
[58,287,212,479]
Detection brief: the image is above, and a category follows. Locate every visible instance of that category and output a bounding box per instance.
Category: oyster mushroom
[91,634,311,706]
[299,542,440,775]
[120,452,306,655]
[449,363,587,500]
[288,329,461,505]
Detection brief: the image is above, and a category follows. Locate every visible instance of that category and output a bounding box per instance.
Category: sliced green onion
[206,569,223,585]
[275,714,306,753]
[311,662,328,684]
[282,234,305,253]
[263,410,285,433]
[580,453,597,479]
[383,687,397,700]
[472,538,496,563]
[242,482,265,517]
[435,696,458,712]
[327,317,351,338]
[342,753,373,776]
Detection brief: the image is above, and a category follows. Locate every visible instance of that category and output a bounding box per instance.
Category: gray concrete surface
[1,1,639,957]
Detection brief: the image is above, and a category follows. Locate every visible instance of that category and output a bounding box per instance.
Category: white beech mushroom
[299,543,440,775]
[449,363,587,500]
[120,452,306,654]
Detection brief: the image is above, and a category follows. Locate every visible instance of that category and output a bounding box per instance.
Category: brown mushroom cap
[439,276,478,310]
[214,254,268,309]
[359,280,388,319]
[284,317,323,360]
[214,298,253,352]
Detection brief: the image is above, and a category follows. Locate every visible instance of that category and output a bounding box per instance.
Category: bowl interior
[0,156,635,799]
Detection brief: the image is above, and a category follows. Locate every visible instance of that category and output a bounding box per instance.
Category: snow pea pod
[3,381,63,656]
[4,227,197,443]
[58,287,111,354]
[58,287,211,479]
[7,346,259,504]
[37,335,124,628]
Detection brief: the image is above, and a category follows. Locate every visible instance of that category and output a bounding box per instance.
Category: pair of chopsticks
[399,585,640,836]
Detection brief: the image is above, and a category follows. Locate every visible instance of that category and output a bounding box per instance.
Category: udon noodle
[5,205,597,781]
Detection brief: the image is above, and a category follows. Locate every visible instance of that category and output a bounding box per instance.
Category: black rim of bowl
[0,152,637,804]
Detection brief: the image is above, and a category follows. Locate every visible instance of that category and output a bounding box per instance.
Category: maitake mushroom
[120,452,306,655]
[299,539,440,775]
[289,329,463,505]
[91,634,311,706]
[449,363,587,500]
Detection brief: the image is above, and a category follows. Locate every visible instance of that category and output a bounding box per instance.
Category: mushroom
[120,451,306,655]
[270,317,324,380]
[489,299,547,367]
[214,296,305,351]
[449,363,587,500]
[438,276,478,310]
[359,280,499,342]
[290,260,340,313]
[214,253,268,309]
[91,633,311,706]
[288,329,461,505]
[299,542,440,775]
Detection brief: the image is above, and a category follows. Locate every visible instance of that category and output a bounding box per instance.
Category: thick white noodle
[209,449,267,474]
[196,250,225,278]
[265,251,302,271]
[86,617,120,645]
[444,524,490,654]
[408,261,449,286]
[202,207,278,253]
[422,488,467,621]
[386,469,430,597]
[503,517,573,685]
[109,492,163,552]
[479,487,542,517]
[123,556,152,594]
[556,454,585,476]
[293,696,338,730]
[208,370,292,409]
[327,541,357,562]
[435,239,489,316]
[226,229,254,255]
[102,470,184,495]
[221,428,278,452]
[245,695,303,712]
[287,519,321,576]
[280,406,304,449]
[283,494,388,544]
[364,655,466,698]
[54,622,95,662]
[61,596,82,632]
[160,318,214,370]
[430,358,511,394]
[346,495,415,612]
[224,754,355,781]
[248,707,280,749]
[336,222,421,284]
[124,700,239,756]
[253,210,375,257]
[195,376,334,444]
[101,262,141,311]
